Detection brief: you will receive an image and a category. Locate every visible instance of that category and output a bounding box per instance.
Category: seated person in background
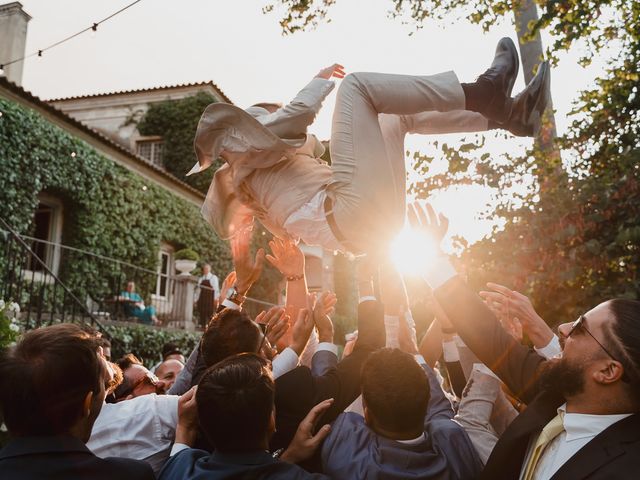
[159,353,331,479]
[322,337,482,479]
[156,359,184,391]
[0,323,154,480]
[118,281,160,325]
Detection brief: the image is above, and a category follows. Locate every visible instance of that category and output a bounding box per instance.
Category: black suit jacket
[0,435,154,480]
[435,277,640,480]
[271,300,385,451]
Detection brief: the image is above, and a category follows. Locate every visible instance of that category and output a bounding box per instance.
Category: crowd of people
[2,37,640,479]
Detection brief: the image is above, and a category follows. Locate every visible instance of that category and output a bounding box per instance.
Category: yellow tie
[522,413,565,480]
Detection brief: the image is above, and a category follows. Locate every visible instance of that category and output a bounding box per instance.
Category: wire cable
[1,0,143,70]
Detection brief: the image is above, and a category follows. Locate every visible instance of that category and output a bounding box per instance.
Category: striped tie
[522,413,565,480]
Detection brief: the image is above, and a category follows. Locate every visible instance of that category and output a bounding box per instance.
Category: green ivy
[106,324,201,367]
[0,97,232,305]
[137,92,221,194]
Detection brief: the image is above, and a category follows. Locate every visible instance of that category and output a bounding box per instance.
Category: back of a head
[0,323,103,436]
[196,353,274,452]
[608,298,640,400]
[201,309,261,367]
[362,348,430,434]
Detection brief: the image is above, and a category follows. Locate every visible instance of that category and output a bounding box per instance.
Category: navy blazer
[321,363,483,480]
[0,435,154,480]
[158,448,328,479]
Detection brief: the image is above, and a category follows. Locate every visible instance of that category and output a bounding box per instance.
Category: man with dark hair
[321,348,482,479]
[412,202,640,479]
[114,353,167,401]
[159,353,330,479]
[0,323,154,479]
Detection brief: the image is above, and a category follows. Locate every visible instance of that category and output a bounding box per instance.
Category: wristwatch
[226,286,246,306]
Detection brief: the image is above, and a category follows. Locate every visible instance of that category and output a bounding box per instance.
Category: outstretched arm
[255,64,345,138]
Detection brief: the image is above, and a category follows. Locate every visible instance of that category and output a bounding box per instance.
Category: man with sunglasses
[410,202,640,480]
[88,354,181,475]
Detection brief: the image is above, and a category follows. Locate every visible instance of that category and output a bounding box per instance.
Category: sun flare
[390,226,439,277]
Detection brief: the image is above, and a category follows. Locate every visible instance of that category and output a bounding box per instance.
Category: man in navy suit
[321,347,483,479]
[159,353,330,479]
[0,323,154,480]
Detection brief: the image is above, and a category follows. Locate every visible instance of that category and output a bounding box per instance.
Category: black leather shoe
[504,61,550,137]
[478,37,519,124]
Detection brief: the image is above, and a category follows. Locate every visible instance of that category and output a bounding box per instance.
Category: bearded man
[410,202,640,480]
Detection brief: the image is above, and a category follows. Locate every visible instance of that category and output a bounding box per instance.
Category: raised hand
[266,238,305,278]
[313,291,337,343]
[220,271,236,298]
[256,306,291,348]
[479,282,552,347]
[280,398,334,464]
[407,202,449,250]
[290,308,315,356]
[230,227,265,296]
[316,63,346,80]
[175,386,198,447]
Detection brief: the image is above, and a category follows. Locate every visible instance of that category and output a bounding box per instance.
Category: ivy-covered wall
[0,97,231,298]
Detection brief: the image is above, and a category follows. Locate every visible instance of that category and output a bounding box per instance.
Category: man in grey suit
[189,38,549,255]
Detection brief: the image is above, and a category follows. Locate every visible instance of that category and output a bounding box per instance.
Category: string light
[1,0,143,67]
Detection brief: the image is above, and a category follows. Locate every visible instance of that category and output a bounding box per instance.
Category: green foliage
[0,300,21,351]
[106,323,201,367]
[0,97,232,304]
[175,248,200,261]
[137,92,220,193]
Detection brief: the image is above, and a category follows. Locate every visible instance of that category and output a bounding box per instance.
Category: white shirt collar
[557,403,633,442]
[396,432,426,445]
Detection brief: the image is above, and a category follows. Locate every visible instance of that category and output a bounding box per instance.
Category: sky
[13,0,608,245]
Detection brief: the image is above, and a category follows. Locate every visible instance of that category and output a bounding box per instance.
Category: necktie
[522,412,565,480]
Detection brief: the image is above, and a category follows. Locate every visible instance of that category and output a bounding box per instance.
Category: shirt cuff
[414,354,427,366]
[534,334,562,359]
[272,347,299,379]
[316,342,338,356]
[442,340,460,363]
[221,299,241,310]
[170,443,190,457]
[359,295,377,304]
[421,256,458,290]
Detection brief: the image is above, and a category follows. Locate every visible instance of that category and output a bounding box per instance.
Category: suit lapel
[481,390,564,480]
[550,414,640,480]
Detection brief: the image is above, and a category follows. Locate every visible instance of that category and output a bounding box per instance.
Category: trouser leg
[328,71,466,251]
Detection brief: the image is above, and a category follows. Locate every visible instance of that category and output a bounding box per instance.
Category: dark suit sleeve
[434,277,545,404]
[310,300,385,423]
[311,349,338,377]
[273,300,385,450]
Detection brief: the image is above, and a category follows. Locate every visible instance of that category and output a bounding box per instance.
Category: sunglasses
[568,315,630,382]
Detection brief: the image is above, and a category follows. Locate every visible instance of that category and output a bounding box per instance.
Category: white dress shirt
[88,394,179,474]
[521,403,632,480]
[195,272,220,301]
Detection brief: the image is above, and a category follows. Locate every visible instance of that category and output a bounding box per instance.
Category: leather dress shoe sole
[507,61,550,137]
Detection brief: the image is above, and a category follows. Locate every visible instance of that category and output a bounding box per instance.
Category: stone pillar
[171,274,196,331]
[0,2,31,86]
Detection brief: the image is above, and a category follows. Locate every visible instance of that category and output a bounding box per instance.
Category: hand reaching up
[316,63,345,80]
[479,282,553,347]
[220,271,236,298]
[280,398,334,464]
[407,202,449,251]
[313,291,337,343]
[230,227,264,296]
[290,308,315,356]
[266,238,305,279]
[175,386,198,447]
[256,306,290,350]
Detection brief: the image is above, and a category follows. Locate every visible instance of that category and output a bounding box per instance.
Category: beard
[538,356,586,398]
